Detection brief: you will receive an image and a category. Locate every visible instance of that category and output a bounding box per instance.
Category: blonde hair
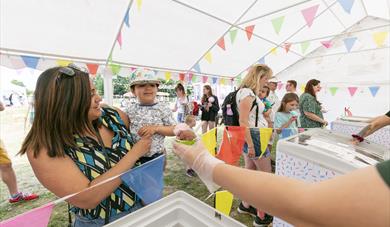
[185,115,196,125]
[239,64,273,94]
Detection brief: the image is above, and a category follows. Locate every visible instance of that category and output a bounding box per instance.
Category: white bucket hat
[130,69,160,87]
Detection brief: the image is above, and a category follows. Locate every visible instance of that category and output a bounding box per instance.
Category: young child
[274,93,300,137]
[259,86,273,128]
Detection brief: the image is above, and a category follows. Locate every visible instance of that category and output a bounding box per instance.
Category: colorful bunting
[277,82,283,90]
[300,41,310,54]
[212,77,218,84]
[86,63,99,75]
[258,57,265,64]
[372,31,388,47]
[192,74,198,83]
[283,43,292,53]
[205,52,212,63]
[56,59,72,67]
[117,31,122,48]
[348,87,358,97]
[368,86,380,97]
[271,16,285,35]
[179,73,185,81]
[217,37,226,50]
[21,56,40,69]
[271,47,278,55]
[124,8,130,27]
[300,84,306,93]
[280,128,295,139]
[165,72,171,81]
[343,37,357,52]
[0,203,54,227]
[121,155,165,204]
[188,73,193,82]
[219,78,226,85]
[193,63,201,72]
[215,191,233,216]
[337,0,355,14]
[201,128,217,156]
[216,126,246,166]
[202,76,208,83]
[110,63,121,75]
[136,0,142,11]
[259,128,272,155]
[301,4,319,27]
[245,25,255,41]
[329,87,338,96]
[321,40,332,48]
[229,29,238,44]
[12,57,28,69]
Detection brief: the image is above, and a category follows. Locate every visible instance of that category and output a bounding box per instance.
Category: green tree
[11,79,25,87]
[113,75,130,95]
[94,74,104,96]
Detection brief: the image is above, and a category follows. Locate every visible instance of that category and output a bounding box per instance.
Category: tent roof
[1,0,389,78]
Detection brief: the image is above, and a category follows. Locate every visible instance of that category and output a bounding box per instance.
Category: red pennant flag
[217,37,226,50]
[179,73,185,81]
[283,43,292,53]
[245,25,255,41]
[216,127,246,166]
[117,31,122,48]
[87,63,99,75]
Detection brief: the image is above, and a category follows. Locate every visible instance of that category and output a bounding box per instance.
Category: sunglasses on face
[57,63,89,83]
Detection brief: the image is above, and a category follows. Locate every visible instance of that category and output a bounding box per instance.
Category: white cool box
[273,128,389,227]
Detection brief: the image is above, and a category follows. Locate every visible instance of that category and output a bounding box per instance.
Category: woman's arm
[238,96,256,157]
[211,96,220,112]
[356,115,390,138]
[304,111,327,125]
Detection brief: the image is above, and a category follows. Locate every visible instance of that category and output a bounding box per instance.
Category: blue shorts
[243,128,271,160]
[177,113,185,123]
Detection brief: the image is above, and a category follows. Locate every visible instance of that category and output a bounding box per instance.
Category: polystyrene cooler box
[105,191,245,227]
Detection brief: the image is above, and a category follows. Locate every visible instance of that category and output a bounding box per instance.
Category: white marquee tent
[1,0,389,119]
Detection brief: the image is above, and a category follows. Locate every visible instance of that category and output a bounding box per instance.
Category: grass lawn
[0,106,254,226]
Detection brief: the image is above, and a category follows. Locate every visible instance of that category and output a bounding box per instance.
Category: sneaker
[186,169,196,177]
[9,192,39,203]
[237,202,257,216]
[253,214,273,227]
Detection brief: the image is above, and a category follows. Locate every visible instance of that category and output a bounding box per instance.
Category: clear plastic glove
[173,141,223,193]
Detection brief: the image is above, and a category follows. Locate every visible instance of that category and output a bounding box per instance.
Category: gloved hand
[173,141,224,192]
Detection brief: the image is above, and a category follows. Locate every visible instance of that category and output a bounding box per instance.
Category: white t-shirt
[175,96,188,114]
[235,88,267,128]
[267,91,280,122]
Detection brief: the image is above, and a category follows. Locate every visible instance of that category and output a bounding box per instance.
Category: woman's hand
[138,125,158,137]
[247,147,256,159]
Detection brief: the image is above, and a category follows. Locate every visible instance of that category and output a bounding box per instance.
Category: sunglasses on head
[57,63,89,83]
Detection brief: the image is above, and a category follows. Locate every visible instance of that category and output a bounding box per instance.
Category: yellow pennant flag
[271,47,277,55]
[219,78,225,85]
[373,31,388,47]
[259,128,272,155]
[215,190,233,216]
[57,59,72,67]
[205,51,212,63]
[165,72,171,81]
[201,128,217,156]
[300,84,305,93]
[136,0,142,11]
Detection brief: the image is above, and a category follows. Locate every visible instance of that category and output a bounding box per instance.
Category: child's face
[188,120,196,128]
[259,88,268,99]
[133,83,158,104]
[285,100,298,112]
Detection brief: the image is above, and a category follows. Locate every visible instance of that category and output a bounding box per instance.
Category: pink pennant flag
[11,57,26,69]
[283,43,292,53]
[217,37,226,50]
[245,25,255,41]
[188,73,193,82]
[0,203,54,227]
[301,4,319,27]
[348,87,358,97]
[277,82,283,90]
[117,32,122,48]
[202,76,208,83]
[321,40,332,48]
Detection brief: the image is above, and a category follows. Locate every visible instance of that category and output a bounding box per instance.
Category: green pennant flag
[271,16,285,35]
[301,41,310,54]
[329,87,338,96]
[110,64,121,75]
[229,29,238,44]
[192,75,197,83]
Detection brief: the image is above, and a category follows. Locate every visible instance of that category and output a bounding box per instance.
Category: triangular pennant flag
[136,0,142,11]
[245,25,255,41]
[216,126,246,166]
[124,8,130,27]
[280,128,294,139]
[301,41,310,54]
[179,73,185,81]
[117,31,122,48]
[329,87,338,96]
[212,77,218,84]
[343,37,357,52]
[368,86,380,97]
[300,84,306,93]
[259,128,272,155]
[205,52,212,63]
[217,37,226,50]
[201,128,217,156]
[192,75,198,83]
[271,47,278,55]
[56,59,72,67]
[301,4,319,27]
[337,0,355,14]
[277,82,283,90]
[284,43,292,53]
[86,63,99,75]
[271,16,285,35]
[321,40,332,48]
[219,78,226,85]
[258,57,265,64]
[21,56,40,69]
[372,31,388,47]
[0,203,54,227]
[202,76,208,83]
[121,155,165,204]
[110,64,121,75]
[348,87,358,97]
[12,57,28,69]
[229,29,238,44]
[193,63,201,72]
[215,191,233,216]
[165,72,171,81]
[188,73,193,82]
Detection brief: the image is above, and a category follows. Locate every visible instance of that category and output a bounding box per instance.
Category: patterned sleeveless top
[65,107,141,220]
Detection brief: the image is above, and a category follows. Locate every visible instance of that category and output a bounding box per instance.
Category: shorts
[0,139,11,165]
[242,128,271,160]
[177,113,185,123]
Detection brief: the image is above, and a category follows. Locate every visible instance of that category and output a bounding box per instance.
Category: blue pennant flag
[193,63,201,72]
[258,57,265,64]
[212,77,218,84]
[337,0,355,14]
[280,128,294,139]
[21,56,40,69]
[343,37,357,52]
[368,86,380,97]
[120,155,165,204]
[124,8,130,27]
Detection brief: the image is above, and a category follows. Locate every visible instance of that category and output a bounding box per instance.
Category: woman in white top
[173,83,188,123]
[235,64,274,226]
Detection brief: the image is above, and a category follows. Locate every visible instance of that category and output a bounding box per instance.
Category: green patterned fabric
[299,93,323,128]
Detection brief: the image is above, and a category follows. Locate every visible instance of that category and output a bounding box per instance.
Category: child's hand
[177,130,196,141]
[290,116,298,122]
[138,126,158,137]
